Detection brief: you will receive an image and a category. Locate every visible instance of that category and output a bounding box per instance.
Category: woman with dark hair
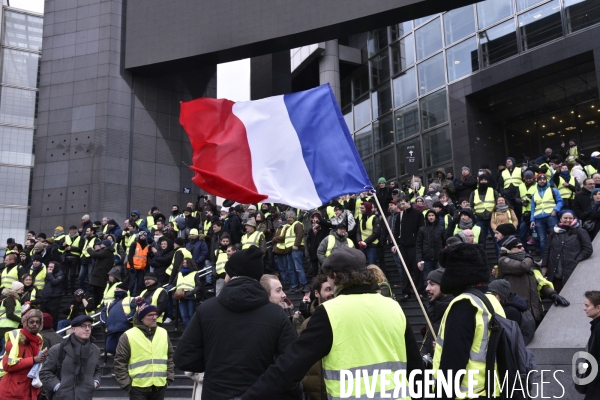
[541,209,593,293]
[175,258,203,328]
[20,274,39,308]
[581,188,600,240]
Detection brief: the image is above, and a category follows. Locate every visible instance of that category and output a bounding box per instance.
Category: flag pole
[371,193,437,341]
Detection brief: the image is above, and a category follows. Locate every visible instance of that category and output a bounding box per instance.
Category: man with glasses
[114,300,174,400]
[40,314,101,399]
[574,178,596,220]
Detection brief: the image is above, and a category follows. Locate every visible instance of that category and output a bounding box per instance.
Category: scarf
[180,267,194,275]
[69,333,90,386]
[21,328,42,348]
[506,250,532,262]
[495,204,509,213]
[560,170,571,181]
[458,218,473,230]
[591,201,600,213]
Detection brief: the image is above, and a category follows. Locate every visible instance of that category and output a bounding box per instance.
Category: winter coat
[454,174,478,201]
[106,223,123,239]
[582,317,600,399]
[89,246,114,288]
[424,294,453,355]
[307,219,330,262]
[542,227,593,283]
[490,208,518,230]
[40,264,64,299]
[113,316,174,391]
[139,281,169,318]
[0,329,42,399]
[100,295,135,333]
[391,207,424,247]
[375,186,393,215]
[149,237,174,268]
[316,232,354,265]
[300,302,327,400]
[469,186,499,220]
[356,213,381,246]
[272,224,291,255]
[39,336,101,400]
[502,293,529,326]
[173,276,298,400]
[574,188,593,219]
[63,296,96,320]
[416,216,445,262]
[41,329,63,350]
[498,250,552,322]
[436,167,455,198]
[186,239,208,266]
[227,212,243,244]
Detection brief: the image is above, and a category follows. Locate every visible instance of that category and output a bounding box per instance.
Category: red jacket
[0,331,42,399]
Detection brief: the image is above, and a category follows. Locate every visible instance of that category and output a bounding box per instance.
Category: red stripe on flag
[180,98,267,203]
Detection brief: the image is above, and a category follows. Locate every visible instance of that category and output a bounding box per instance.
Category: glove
[358,241,367,249]
[550,292,570,307]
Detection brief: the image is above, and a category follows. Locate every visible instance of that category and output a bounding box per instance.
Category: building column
[319,40,341,105]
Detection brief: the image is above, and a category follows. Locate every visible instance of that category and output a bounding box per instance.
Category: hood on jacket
[436,167,447,177]
[217,276,269,313]
[424,210,439,225]
[131,210,141,218]
[157,236,174,253]
[506,157,516,168]
[507,293,528,312]
[1,288,20,298]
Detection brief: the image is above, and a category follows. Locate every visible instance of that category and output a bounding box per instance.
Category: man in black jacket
[579,290,600,399]
[391,196,424,301]
[454,166,478,201]
[236,247,422,399]
[416,210,446,294]
[574,178,595,220]
[423,268,452,357]
[173,246,298,400]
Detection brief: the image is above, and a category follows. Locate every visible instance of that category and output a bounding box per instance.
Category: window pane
[2,49,39,88]
[343,107,353,132]
[0,166,31,206]
[391,34,415,74]
[0,126,34,167]
[341,76,352,108]
[3,11,43,51]
[0,87,36,127]
[423,125,452,167]
[397,137,422,176]
[518,0,563,51]
[565,0,600,33]
[446,37,479,82]
[355,125,373,158]
[444,5,476,45]
[417,53,445,95]
[353,65,369,99]
[354,96,371,129]
[391,21,413,41]
[375,147,397,181]
[415,18,442,61]
[395,102,420,141]
[420,89,448,130]
[0,207,28,248]
[370,51,390,87]
[393,68,417,107]
[477,0,514,29]
[362,156,375,184]
[414,14,435,27]
[368,28,389,57]
[374,114,395,151]
[517,0,544,11]
[372,81,392,119]
[480,19,518,67]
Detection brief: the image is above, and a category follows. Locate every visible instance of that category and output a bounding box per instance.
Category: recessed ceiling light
[572,111,575,114]
[542,125,545,127]
[526,130,529,132]
[560,120,562,122]
[552,116,555,119]
[454,60,460,64]
[586,121,596,125]
[565,126,576,130]
[547,132,555,136]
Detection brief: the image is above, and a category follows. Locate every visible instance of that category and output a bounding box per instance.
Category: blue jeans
[276,254,289,287]
[362,246,377,265]
[476,219,498,257]
[287,250,307,290]
[78,262,92,291]
[534,215,558,256]
[178,299,196,328]
[519,220,532,251]
[57,319,71,337]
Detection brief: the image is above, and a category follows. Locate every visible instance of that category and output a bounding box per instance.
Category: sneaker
[163,317,173,324]
[398,294,410,302]
[527,237,535,245]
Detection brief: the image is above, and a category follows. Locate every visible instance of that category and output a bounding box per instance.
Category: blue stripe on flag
[283,84,373,205]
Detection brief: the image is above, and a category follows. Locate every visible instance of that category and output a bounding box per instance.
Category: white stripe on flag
[232,96,322,209]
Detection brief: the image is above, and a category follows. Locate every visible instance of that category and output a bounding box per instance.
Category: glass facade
[340,0,600,185]
[0,8,42,250]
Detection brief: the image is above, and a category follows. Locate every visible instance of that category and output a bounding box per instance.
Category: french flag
[180,84,372,210]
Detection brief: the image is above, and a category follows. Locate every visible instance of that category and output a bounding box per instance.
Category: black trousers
[400,245,422,296]
[40,296,61,330]
[129,385,166,400]
[62,256,80,293]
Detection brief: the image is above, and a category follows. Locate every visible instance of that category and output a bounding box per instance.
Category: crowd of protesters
[0,141,599,399]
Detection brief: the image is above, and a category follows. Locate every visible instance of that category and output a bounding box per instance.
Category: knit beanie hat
[33,242,44,252]
[136,298,158,319]
[31,254,43,262]
[445,236,464,247]
[429,182,440,191]
[378,177,386,184]
[144,271,158,281]
[501,235,521,250]
[462,166,470,173]
[42,312,53,330]
[523,170,534,179]
[426,268,445,285]
[224,246,264,281]
[495,224,517,237]
[438,243,490,296]
[489,279,511,299]
[101,240,112,247]
[363,202,373,215]
[174,237,185,247]
[11,282,24,292]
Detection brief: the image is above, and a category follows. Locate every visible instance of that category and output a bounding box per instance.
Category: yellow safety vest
[54,234,66,243]
[241,231,264,249]
[81,236,97,258]
[59,235,81,256]
[140,288,166,323]
[107,296,133,317]
[67,303,95,320]
[146,215,156,231]
[176,271,196,292]
[166,247,192,276]
[322,293,410,399]
[558,176,576,200]
[533,186,556,218]
[24,287,37,303]
[214,250,228,275]
[285,221,304,248]
[501,167,523,188]
[1,266,19,289]
[0,298,21,328]
[276,225,289,250]
[125,326,169,388]
[454,225,482,243]
[0,329,43,378]
[101,282,128,308]
[169,213,183,232]
[584,165,597,178]
[359,215,379,245]
[409,186,425,202]
[103,224,109,234]
[203,220,212,235]
[433,292,506,398]
[473,187,496,215]
[33,265,47,290]
[325,235,354,257]
[354,197,363,218]
[519,183,537,213]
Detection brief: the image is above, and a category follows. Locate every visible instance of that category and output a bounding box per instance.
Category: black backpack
[464,289,537,400]
[519,307,536,346]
